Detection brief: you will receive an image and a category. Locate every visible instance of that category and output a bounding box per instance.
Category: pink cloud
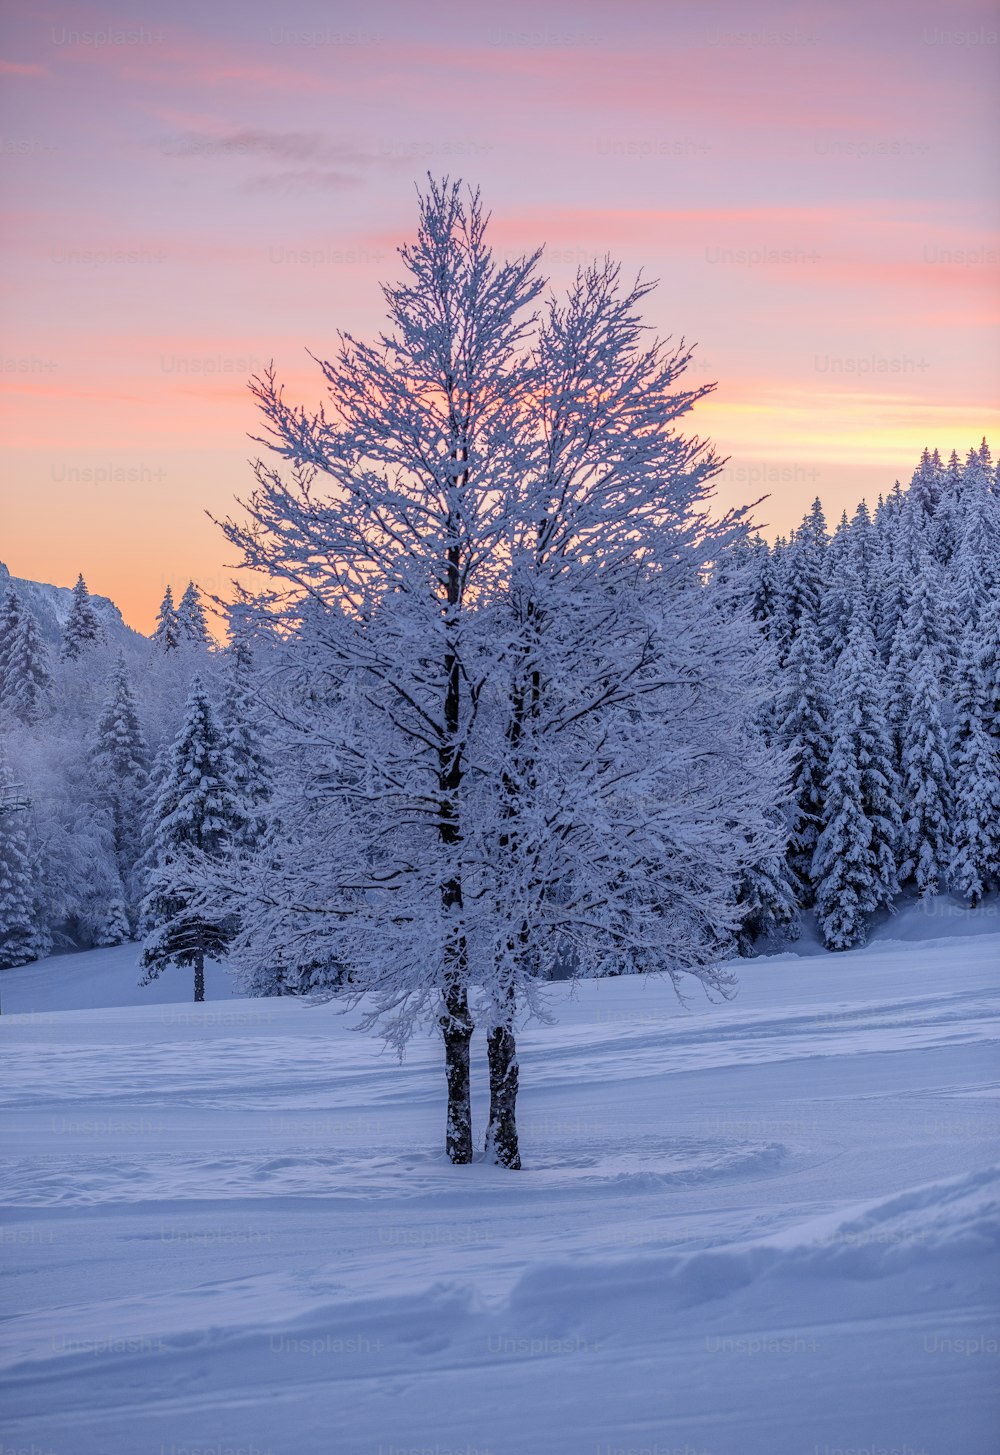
[0,59,49,76]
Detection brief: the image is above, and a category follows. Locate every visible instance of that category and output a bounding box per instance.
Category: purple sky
[2,0,997,629]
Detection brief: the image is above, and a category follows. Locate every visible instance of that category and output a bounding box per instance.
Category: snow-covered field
[2,908,998,1455]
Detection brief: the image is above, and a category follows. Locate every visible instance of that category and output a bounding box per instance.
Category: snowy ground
[1,905,998,1455]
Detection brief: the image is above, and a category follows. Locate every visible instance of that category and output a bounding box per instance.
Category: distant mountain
[0,561,146,651]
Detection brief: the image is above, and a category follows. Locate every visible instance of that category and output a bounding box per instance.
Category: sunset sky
[1,0,997,632]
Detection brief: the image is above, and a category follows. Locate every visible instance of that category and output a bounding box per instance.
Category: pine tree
[950,522,985,640]
[0,749,45,969]
[733,833,799,953]
[777,604,830,904]
[849,499,878,585]
[884,616,911,771]
[951,454,1000,625]
[782,500,827,656]
[219,648,271,854]
[152,586,180,652]
[908,447,943,519]
[978,590,1000,744]
[0,586,23,692]
[60,573,104,660]
[4,601,53,724]
[872,517,909,663]
[885,526,954,899]
[899,645,952,895]
[139,676,240,1001]
[949,636,1000,903]
[812,615,901,949]
[874,479,905,535]
[92,656,150,929]
[95,895,131,948]
[226,597,258,672]
[745,535,780,639]
[891,534,951,688]
[765,537,793,666]
[820,513,854,658]
[177,581,211,647]
[931,450,964,565]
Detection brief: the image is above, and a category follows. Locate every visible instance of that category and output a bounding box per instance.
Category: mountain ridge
[0,561,146,650]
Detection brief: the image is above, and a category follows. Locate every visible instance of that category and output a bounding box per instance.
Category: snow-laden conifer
[139,675,240,1001]
[177,581,212,647]
[776,604,830,904]
[0,587,23,694]
[3,601,53,724]
[812,612,901,949]
[899,646,952,895]
[92,655,150,929]
[152,586,180,652]
[60,574,104,660]
[949,635,1000,903]
[0,748,46,968]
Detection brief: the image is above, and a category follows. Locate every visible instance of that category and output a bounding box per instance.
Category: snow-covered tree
[91,656,150,929]
[152,586,180,652]
[950,458,1000,633]
[0,586,23,691]
[848,499,877,582]
[219,643,271,855]
[782,500,826,657]
[210,180,783,1167]
[899,647,952,896]
[0,748,46,969]
[3,600,53,724]
[871,524,909,664]
[767,536,793,664]
[470,268,784,1163]
[890,533,950,692]
[34,765,125,952]
[177,581,212,648]
[60,574,104,660]
[819,511,852,656]
[812,614,901,949]
[776,604,830,904]
[908,447,943,519]
[139,675,239,1001]
[732,829,799,955]
[881,527,954,897]
[745,535,782,640]
[949,635,1000,903]
[931,450,965,565]
[978,590,1000,744]
[210,183,544,1161]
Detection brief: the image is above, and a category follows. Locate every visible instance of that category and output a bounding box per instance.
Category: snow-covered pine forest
[2,446,996,975]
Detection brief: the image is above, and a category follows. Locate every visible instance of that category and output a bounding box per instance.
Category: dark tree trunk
[441,981,474,1163]
[437,501,475,1165]
[193,949,205,1003]
[485,1022,520,1169]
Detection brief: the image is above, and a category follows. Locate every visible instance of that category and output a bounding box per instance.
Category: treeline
[0,578,260,967]
[724,440,1000,948]
[1,442,997,976]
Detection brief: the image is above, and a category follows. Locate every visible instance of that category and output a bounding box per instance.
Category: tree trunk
[438,508,474,1164]
[193,949,205,1003]
[485,1023,521,1169]
[440,982,474,1163]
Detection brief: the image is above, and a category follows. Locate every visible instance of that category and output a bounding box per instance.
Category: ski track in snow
[1,917,998,1454]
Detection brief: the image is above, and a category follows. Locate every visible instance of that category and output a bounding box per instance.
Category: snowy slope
[1,922,998,1454]
[0,942,239,1015]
